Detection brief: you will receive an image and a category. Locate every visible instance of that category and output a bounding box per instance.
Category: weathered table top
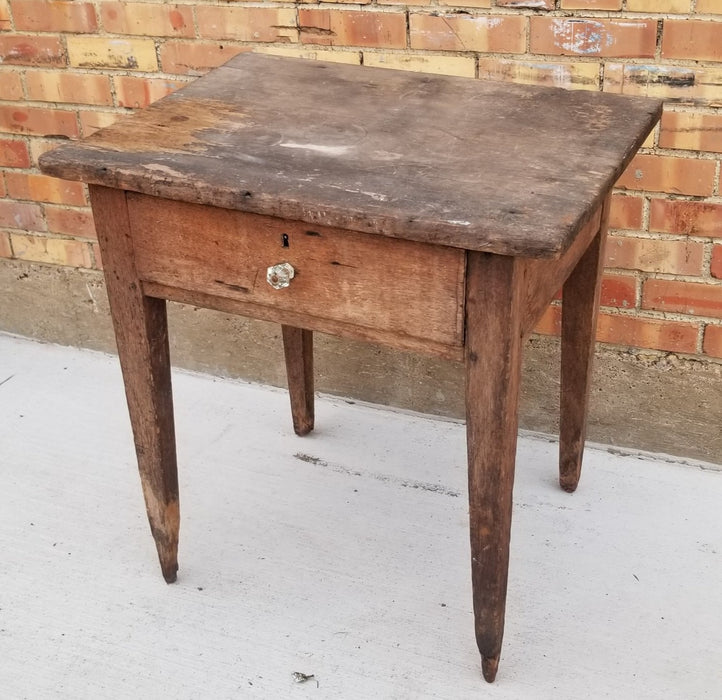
[40,53,661,258]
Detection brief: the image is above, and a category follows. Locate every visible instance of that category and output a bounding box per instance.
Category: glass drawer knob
[266,262,295,290]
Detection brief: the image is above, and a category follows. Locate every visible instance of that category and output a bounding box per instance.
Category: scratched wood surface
[40,53,661,258]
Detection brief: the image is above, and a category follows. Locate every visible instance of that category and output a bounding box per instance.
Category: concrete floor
[1,332,721,699]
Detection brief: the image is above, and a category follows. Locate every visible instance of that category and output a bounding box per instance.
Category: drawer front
[127,194,466,348]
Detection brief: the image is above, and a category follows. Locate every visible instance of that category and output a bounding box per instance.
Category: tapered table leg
[465,252,525,683]
[281,326,314,436]
[89,185,180,583]
[559,199,610,493]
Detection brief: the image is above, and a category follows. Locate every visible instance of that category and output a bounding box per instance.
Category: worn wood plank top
[40,53,661,257]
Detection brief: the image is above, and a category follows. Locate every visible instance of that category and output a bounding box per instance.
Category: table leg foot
[465,252,524,686]
[560,210,608,493]
[482,655,500,683]
[282,325,314,436]
[162,565,178,584]
[143,488,180,583]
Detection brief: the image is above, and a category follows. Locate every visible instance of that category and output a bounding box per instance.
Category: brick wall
[0,0,721,361]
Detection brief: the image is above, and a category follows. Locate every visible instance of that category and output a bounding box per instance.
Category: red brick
[534,304,561,336]
[197,6,297,43]
[0,72,24,101]
[0,231,11,259]
[410,14,526,53]
[609,193,643,230]
[26,71,113,106]
[499,0,552,8]
[697,0,722,13]
[703,325,722,358]
[300,9,406,49]
[44,205,96,238]
[159,41,249,76]
[0,0,10,30]
[91,242,102,269]
[600,274,637,309]
[605,235,704,275]
[437,0,488,7]
[363,52,474,78]
[0,198,45,230]
[659,111,722,154]
[101,2,194,38]
[627,0,690,10]
[5,172,87,206]
[9,232,94,267]
[643,279,722,319]
[616,154,715,197]
[114,76,186,109]
[0,138,30,168]
[0,106,78,137]
[603,63,722,105]
[11,0,97,32]
[477,57,600,90]
[596,312,698,352]
[539,303,700,352]
[561,0,621,7]
[711,245,722,280]
[662,20,722,62]
[649,200,722,238]
[28,138,58,165]
[0,35,65,66]
[530,17,656,58]
[67,36,157,71]
[78,110,120,137]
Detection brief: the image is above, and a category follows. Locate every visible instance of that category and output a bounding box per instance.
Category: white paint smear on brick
[552,19,613,55]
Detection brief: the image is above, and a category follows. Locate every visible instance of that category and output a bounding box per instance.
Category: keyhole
[281,233,289,248]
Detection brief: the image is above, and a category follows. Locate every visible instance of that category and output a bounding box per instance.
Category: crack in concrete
[293,452,461,497]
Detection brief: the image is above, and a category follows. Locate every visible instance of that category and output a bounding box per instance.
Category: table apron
[520,205,605,338]
[127,193,466,357]
[123,192,605,360]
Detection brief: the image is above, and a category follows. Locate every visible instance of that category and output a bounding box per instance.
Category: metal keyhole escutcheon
[266,262,295,289]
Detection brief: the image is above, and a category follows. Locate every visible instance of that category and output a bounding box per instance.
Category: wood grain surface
[559,197,610,493]
[40,53,662,258]
[281,325,315,437]
[464,251,525,683]
[88,185,180,584]
[127,193,466,348]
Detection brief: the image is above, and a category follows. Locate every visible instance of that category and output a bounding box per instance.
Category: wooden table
[40,53,661,682]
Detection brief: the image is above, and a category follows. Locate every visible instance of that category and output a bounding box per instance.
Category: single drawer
[127,194,466,349]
